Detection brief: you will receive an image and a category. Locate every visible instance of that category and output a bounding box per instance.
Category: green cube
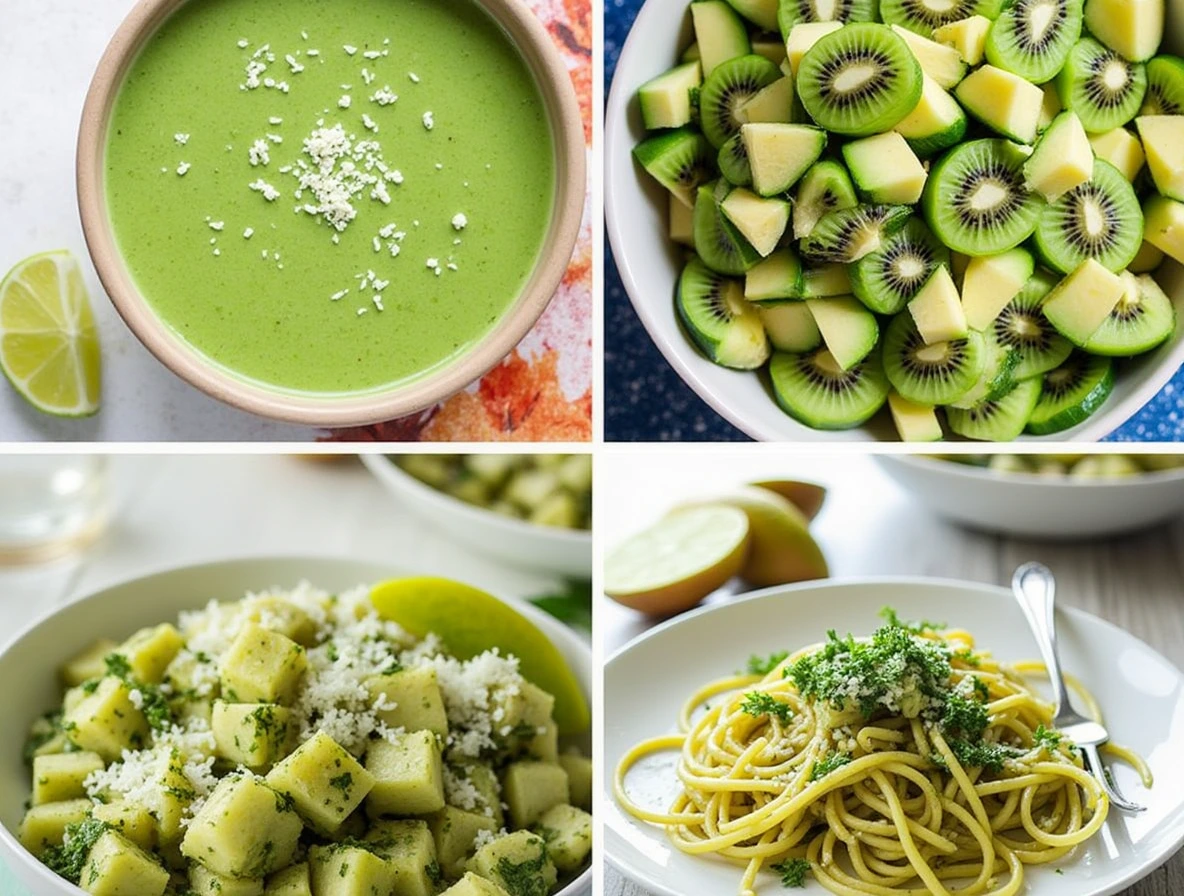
[92,801,157,852]
[448,762,503,826]
[441,873,512,896]
[429,806,498,878]
[266,731,374,834]
[212,702,296,769]
[220,624,307,705]
[365,731,444,816]
[243,596,319,646]
[181,774,302,879]
[265,862,312,895]
[79,830,169,896]
[60,639,118,687]
[468,831,556,896]
[558,754,592,811]
[309,844,395,896]
[32,751,104,805]
[500,761,569,828]
[17,799,92,856]
[116,624,185,683]
[157,750,197,845]
[63,677,149,761]
[366,819,437,896]
[536,803,593,872]
[189,863,264,896]
[365,666,449,737]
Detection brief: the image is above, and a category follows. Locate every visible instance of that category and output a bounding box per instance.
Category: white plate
[877,456,1184,538]
[0,557,592,896]
[604,2,1184,442]
[362,455,592,579]
[604,578,1184,895]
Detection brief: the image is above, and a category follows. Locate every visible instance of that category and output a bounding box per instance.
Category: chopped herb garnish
[1033,724,1063,751]
[810,751,852,781]
[879,607,946,634]
[747,651,790,676]
[741,692,793,724]
[42,818,110,884]
[103,653,132,679]
[495,843,550,896]
[770,857,810,887]
[329,773,354,797]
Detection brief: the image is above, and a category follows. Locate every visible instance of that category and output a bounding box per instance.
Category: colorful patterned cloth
[329,0,592,442]
[605,0,1184,443]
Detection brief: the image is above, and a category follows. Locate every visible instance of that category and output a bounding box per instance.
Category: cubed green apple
[842,132,928,204]
[1024,112,1093,201]
[961,248,1035,330]
[908,266,968,344]
[1136,115,1184,201]
[932,15,991,65]
[887,393,944,442]
[1041,258,1127,344]
[955,64,1044,144]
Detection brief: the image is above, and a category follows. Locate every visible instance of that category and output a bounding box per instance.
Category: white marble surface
[0,453,574,641]
[0,1,332,440]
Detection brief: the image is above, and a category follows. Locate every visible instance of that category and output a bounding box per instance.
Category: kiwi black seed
[698,55,782,148]
[795,23,923,137]
[777,0,877,39]
[1033,159,1143,274]
[879,0,1004,37]
[992,269,1074,378]
[882,313,986,405]
[676,256,770,369]
[1141,55,1184,116]
[1056,37,1147,133]
[850,217,950,314]
[769,345,891,429]
[984,0,1082,85]
[718,134,753,187]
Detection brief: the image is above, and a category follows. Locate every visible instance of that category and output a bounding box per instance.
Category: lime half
[0,251,101,417]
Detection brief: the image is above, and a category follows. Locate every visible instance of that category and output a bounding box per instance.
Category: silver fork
[1011,562,1145,813]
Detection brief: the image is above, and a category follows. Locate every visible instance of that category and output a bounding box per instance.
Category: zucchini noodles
[614,612,1151,896]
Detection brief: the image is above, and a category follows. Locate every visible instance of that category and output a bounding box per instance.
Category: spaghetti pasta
[614,611,1149,895]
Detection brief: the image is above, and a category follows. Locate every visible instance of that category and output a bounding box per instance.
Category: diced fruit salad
[940,452,1184,475]
[20,584,592,896]
[632,0,1181,441]
[395,455,593,531]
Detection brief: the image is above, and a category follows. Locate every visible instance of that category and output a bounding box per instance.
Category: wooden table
[600,453,1184,896]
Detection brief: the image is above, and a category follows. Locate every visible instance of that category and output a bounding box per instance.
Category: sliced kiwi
[694,183,764,274]
[882,313,986,405]
[633,128,716,206]
[718,134,753,186]
[922,138,1045,256]
[1141,55,1184,117]
[1084,272,1177,357]
[850,217,950,314]
[777,0,878,39]
[880,0,1004,37]
[984,0,1082,85]
[946,376,1042,441]
[800,204,912,263]
[699,54,783,148]
[676,256,771,368]
[793,159,858,240]
[795,24,923,137]
[1056,37,1148,133]
[948,324,1020,408]
[993,268,1074,378]
[769,346,891,429]
[1033,160,1144,274]
[1026,352,1115,434]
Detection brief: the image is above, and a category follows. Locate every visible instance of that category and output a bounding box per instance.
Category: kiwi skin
[699,54,782,148]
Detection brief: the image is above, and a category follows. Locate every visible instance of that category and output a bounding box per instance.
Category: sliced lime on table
[0,251,101,417]
[371,576,590,734]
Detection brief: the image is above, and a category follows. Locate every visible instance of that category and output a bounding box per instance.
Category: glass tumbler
[0,455,110,564]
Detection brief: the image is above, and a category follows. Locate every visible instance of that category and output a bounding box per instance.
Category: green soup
[106,0,555,395]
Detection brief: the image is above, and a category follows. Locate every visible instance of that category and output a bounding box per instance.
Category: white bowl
[605,5,1184,441]
[877,455,1184,537]
[0,557,593,896]
[362,456,591,578]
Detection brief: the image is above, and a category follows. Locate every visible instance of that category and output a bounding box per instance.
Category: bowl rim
[0,555,593,896]
[360,454,592,545]
[603,0,1184,442]
[76,0,586,427]
[878,453,1184,487]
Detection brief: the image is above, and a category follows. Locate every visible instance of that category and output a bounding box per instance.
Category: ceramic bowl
[877,454,1184,537]
[0,557,593,895]
[605,4,1184,441]
[77,0,585,426]
[361,455,592,578]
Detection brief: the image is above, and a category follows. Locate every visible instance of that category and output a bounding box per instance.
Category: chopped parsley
[103,653,132,679]
[101,653,173,731]
[941,692,989,741]
[1033,724,1063,752]
[942,739,1022,774]
[747,651,789,676]
[810,751,852,781]
[495,844,550,896]
[42,818,110,884]
[329,773,354,797]
[770,857,810,887]
[741,692,793,724]
[878,607,945,635]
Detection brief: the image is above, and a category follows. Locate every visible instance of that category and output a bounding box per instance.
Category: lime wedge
[370,577,590,735]
[604,505,750,615]
[0,251,101,417]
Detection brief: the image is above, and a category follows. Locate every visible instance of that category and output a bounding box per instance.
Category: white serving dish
[604,577,1184,895]
[604,4,1184,441]
[0,557,593,896]
[877,454,1184,537]
[362,455,592,579]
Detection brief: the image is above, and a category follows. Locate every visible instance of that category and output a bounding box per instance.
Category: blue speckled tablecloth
[604,3,1184,442]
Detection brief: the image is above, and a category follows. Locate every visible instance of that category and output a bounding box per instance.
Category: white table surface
[600,452,1184,896]
[0,454,575,643]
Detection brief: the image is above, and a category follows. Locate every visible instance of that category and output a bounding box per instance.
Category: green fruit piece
[992,268,1074,379]
[1023,110,1094,202]
[954,64,1045,144]
[720,188,792,256]
[699,54,782,148]
[1056,37,1147,133]
[1083,271,1177,356]
[694,183,764,275]
[769,346,891,429]
[796,23,923,137]
[725,0,780,33]
[948,324,1021,409]
[984,0,1083,86]
[880,0,1003,37]
[804,295,879,370]
[800,204,912,264]
[887,392,944,441]
[745,248,805,301]
[961,247,1035,331]
[741,122,828,196]
[894,75,968,158]
[842,132,929,204]
[637,62,703,130]
[1025,352,1115,434]
[717,134,753,187]
[890,25,968,89]
[739,77,795,124]
[370,578,590,734]
[882,312,986,405]
[633,128,715,206]
[851,218,949,315]
[677,255,770,368]
[1141,55,1184,116]
[777,0,878,40]
[792,159,858,240]
[691,0,753,77]
[1041,257,1128,344]
[759,301,823,352]
[946,376,1042,441]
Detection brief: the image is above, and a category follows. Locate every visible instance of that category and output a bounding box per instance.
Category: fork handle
[1011,562,1074,716]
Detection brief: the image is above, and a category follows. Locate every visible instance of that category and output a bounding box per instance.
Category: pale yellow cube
[242,596,319,646]
[1024,112,1093,201]
[32,751,104,805]
[17,799,92,856]
[1084,0,1163,62]
[92,801,157,852]
[558,754,592,811]
[536,803,593,873]
[1041,258,1127,343]
[181,774,302,879]
[79,830,169,896]
[116,624,184,683]
[1144,195,1184,263]
[1137,116,1184,201]
[961,248,1033,330]
[219,623,307,705]
[190,864,264,896]
[366,731,445,817]
[366,819,437,896]
[843,133,927,205]
[429,806,499,878]
[61,640,118,687]
[955,65,1043,144]
[308,844,395,896]
[441,873,511,896]
[932,15,991,65]
[266,863,312,895]
[365,666,448,737]
[908,267,968,344]
[784,22,842,77]
[500,761,570,829]
[266,731,375,835]
[468,831,556,896]
[1089,128,1146,182]
[887,393,943,443]
[212,702,296,769]
[63,677,149,762]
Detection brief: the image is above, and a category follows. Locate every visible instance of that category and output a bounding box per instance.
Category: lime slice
[604,505,750,615]
[0,250,101,417]
[370,577,590,735]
